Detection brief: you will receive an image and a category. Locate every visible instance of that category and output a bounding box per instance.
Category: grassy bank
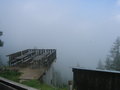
[0,69,21,82]
[0,69,67,90]
[22,79,67,90]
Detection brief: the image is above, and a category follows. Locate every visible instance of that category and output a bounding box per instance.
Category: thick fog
[0,0,120,81]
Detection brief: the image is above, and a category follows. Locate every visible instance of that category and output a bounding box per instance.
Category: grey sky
[0,0,120,80]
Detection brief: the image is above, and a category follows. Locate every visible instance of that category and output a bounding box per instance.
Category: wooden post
[68,81,73,90]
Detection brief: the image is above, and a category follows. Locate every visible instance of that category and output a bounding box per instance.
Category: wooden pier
[7,49,56,80]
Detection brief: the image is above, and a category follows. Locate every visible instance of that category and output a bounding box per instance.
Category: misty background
[0,0,120,81]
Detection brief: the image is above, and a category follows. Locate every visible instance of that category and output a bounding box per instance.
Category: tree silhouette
[0,31,3,66]
[105,37,120,71]
[0,31,3,47]
[97,59,104,70]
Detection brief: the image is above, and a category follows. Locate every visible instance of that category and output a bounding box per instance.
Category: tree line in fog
[97,37,120,71]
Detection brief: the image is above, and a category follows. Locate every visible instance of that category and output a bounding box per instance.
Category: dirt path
[19,67,46,80]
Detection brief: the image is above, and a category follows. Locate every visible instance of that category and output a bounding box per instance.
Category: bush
[0,69,21,82]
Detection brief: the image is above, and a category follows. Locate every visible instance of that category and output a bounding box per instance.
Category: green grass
[0,69,67,90]
[0,70,21,82]
[22,79,67,90]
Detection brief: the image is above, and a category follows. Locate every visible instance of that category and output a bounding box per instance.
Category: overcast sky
[0,0,120,79]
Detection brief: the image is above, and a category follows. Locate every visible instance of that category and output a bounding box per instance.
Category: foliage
[22,79,67,90]
[0,68,67,90]
[105,56,112,70]
[105,37,120,71]
[0,56,3,66]
[97,59,104,70]
[0,69,21,82]
[0,31,3,67]
[0,31,3,47]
